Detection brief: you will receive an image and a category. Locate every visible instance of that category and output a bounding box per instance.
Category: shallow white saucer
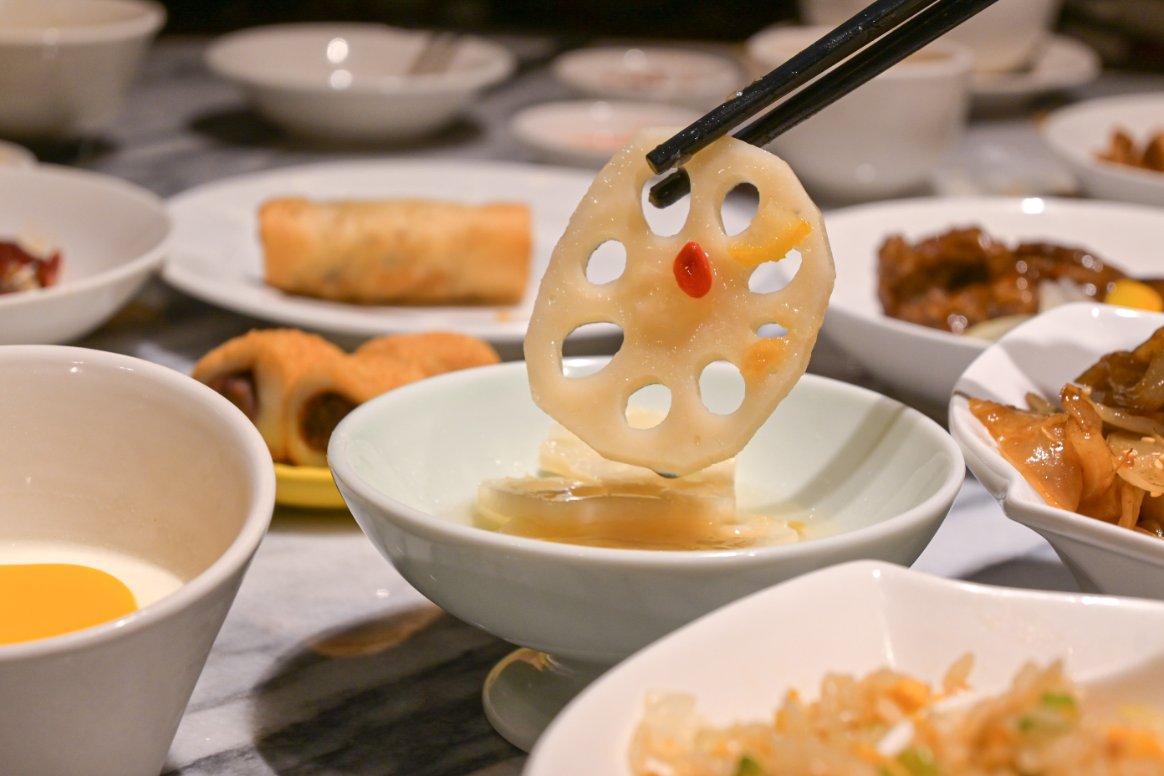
[510,100,700,167]
[971,35,1100,110]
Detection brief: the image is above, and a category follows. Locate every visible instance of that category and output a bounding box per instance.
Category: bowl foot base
[482,647,608,752]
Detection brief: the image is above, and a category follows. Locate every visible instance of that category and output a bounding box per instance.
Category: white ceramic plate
[1041,92,1164,207]
[164,160,606,345]
[0,165,169,345]
[970,35,1100,109]
[551,45,742,109]
[949,302,1164,599]
[510,100,700,167]
[822,195,1164,406]
[525,559,1164,774]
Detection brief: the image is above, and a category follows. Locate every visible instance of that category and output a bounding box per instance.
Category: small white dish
[205,23,515,142]
[971,35,1100,110]
[822,195,1164,407]
[551,45,742,109]
[949,302,1164,599]
[0,0,165,139]
[0,165,170,345]
[510,100,700,167]
[525,560,1164,775]
[330,359,965,750]
[1041,92,1164,207]
[0,140,35,168]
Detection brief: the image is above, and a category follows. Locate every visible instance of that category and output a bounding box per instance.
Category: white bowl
[0,0,165,139]
[950,302,1164,599]
[206,23,516,143]
[0,345,275,776]
[0,165,170,344]
[330,359,965,750]
[551,45,743,109]
[510,100,701,167]
[746,25,972,202]
[526,560,1164,775]
[1041,93,1164,207]
[822,195,1164,407]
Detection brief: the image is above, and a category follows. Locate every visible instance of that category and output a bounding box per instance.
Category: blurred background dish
[1041,92,1164,207]
[526,560,1164,775]
[204,22,515,143]
[822,196,1164,408]
[0,165,170,345]
[745,25,973,203]
[970,35,1100,111]
[950,303,1164,599]
[0,0,165,140]
[797,0,1063,73]
[550,45,743,109]
[509,100,701,167]
[330,359,964,750]
[0,345,274,776]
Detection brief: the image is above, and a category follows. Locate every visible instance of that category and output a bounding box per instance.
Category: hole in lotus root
[699,360,746,416]
[721,182,759,236]
[640,172,690,238]
[748,249,802,295]
[757,322,789,339]
[561,322,623,373]
[585,240,627,286]
[624,383,671,428]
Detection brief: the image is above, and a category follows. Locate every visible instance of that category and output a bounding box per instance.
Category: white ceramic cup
[746,25,973,202]
[797,0,1062,73]
[0,346,275,776]
[0,0,165,139]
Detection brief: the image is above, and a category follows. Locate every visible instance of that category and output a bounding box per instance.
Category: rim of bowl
[0,0,165,45]
[0,165,170,313]
[0,345,275,661]
[825,194,1164,345]
[205,22,516,96]
[330,363,966,570]
[552,45,742,89]
[746,24,975,79]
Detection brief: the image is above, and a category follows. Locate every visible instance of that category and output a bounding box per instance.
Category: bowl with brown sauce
[950,302,1164,599]
[822,196,1164,407]
[329,358,965,751]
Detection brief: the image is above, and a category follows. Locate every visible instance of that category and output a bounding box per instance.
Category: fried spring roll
[284,357,427,468]
[259,197,532,305]
[192,329,346,462]
[353,331,500,377]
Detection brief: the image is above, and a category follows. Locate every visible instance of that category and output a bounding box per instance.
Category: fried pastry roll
[192,329,346,462]
[284,356,428,468]
[353,331,500,377]
[259,197,533,305]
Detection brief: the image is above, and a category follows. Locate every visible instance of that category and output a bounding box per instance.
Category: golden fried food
[259,197,532,305]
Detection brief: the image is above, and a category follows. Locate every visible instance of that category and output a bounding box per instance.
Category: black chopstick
[646,0,1000,208]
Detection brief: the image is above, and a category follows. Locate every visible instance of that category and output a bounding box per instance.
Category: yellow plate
[273,463,348,510]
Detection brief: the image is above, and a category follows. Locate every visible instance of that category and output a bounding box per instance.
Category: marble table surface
[20,32,1164,775]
